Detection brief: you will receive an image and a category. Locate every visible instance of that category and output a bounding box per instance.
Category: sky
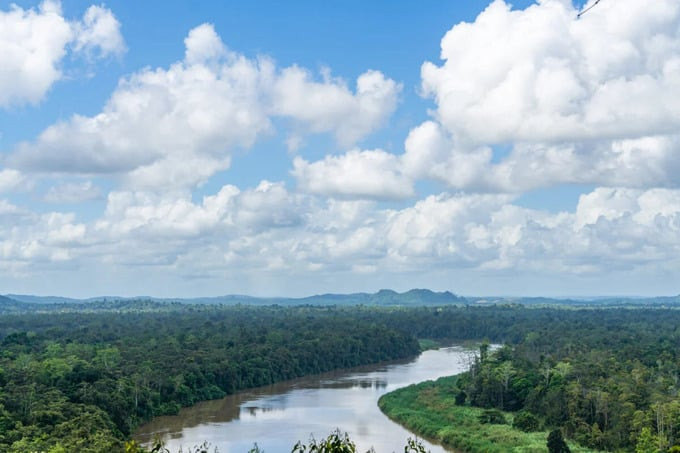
[1,0,680,298]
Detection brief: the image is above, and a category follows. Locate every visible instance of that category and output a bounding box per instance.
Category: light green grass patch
[378,375,601,453]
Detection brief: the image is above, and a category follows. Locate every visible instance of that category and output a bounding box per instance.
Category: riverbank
[378,375,601,453]
[133,347,475,452]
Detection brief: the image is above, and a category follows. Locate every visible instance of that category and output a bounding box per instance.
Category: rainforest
[0,296,679,452]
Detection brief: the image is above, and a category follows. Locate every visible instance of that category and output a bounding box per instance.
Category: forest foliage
[1,301,679,452]
[0,304,419,452]
[379,375,598,453]
[452,311,680,452]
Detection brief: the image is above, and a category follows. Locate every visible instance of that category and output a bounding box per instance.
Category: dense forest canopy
[0,299,678,452]
[0,304,420,452]
[453,311,680,452]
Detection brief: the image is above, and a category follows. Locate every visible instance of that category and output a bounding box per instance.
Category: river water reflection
[134,345,474,453]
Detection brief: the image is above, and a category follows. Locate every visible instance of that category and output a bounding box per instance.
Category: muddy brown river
[134,345,475,452]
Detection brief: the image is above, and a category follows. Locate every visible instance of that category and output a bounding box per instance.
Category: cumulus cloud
[0,169,25,193]
[421,0,680,144]
[4,1,680,296]
[378,188,680,274]
[97,181,307,240]
[3,178,680,294]
[44,180,101,203]
[7,183,680,281]
[8,24,400,191]
[10,38,272,186]
[0,0,125,108]
[385,193,515,266]
[292,149,413,199]
[402,121,493,191]
[184,23,227,64]
[0,208,88,272]
[297,123,680,199]
[72,5,126,59]
[273,68,401,149]
[368,0,680,194]
[401,125,680,193]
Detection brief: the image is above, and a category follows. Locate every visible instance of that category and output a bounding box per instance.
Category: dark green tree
[292,430,356,453]
[513,411,540,432]
[547,429,571,453]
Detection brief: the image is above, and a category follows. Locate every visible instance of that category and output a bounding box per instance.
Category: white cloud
[0,169,25,193]
[2,180,680,294]
[0,199,24,217]
[184,23,227,64]
[575,187,680,229]
[273,68,401,149]
[400,125,680,193]
[85,184,680,278]
[487,135,680,192]
[0,208,87,270]
[0,1,125,108]
[299,122,680,199]
[96,180,306,240]
[10,39,272,186]
[402,121,493,191]
[0,1,72,108]
[292,149,413,199]
[379,0,680,194]
[4,1,680,296]
[421,0,680,145]
[385,193,515,265]
[8,24,400,192]
[73,5,125,58]
[44,180,101,203]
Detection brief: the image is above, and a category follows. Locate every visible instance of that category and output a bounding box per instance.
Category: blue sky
[1,0,679,298]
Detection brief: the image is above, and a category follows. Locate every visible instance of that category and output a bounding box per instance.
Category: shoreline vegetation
[381,306,680,453]
[379,375,600,453]
[1,299,679,451]
[0,305,420,452]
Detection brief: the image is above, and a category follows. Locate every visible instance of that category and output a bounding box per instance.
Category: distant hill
[0,295,32,313]
[3,289,467,309]
[291,288,466,306]
[466,295,680,307]
[5,291,680,313]
[6,294,81,304]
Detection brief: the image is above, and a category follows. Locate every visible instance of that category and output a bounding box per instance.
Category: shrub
[513,411,540,432]
[478,408,507,424]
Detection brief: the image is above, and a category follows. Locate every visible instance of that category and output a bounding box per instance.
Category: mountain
[6,294,81,304]
[3,289,467,309]
[5,291,680,312]
[0,295,32,313]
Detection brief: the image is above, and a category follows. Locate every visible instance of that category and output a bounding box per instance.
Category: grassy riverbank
[378,375,601,453]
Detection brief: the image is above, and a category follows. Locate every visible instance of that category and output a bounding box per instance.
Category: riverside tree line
[0,301,679,451]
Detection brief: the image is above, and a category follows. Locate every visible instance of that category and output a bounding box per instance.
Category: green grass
[378,376,602,453]
[418,339,441,351]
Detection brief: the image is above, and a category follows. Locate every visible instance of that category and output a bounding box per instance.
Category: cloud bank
[8,24,401,192]
[1,0,679,297]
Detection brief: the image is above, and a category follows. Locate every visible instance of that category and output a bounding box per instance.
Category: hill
[3,289,467,310]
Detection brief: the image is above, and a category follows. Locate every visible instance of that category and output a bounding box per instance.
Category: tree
[547,429,571,453]
[514,411,540,432]
[479,340,490,363]
[635,427,659,453]
[292,430,356,453]
[403,437,428,453]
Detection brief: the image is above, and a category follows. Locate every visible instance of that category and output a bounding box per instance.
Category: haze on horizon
[1,0,680,299]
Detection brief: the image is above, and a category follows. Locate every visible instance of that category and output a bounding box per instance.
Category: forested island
[0,294,679,452]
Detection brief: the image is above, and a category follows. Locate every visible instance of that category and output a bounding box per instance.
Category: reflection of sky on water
[134,346,474,453]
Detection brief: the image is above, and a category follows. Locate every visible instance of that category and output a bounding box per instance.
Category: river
[133,345,475,453]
